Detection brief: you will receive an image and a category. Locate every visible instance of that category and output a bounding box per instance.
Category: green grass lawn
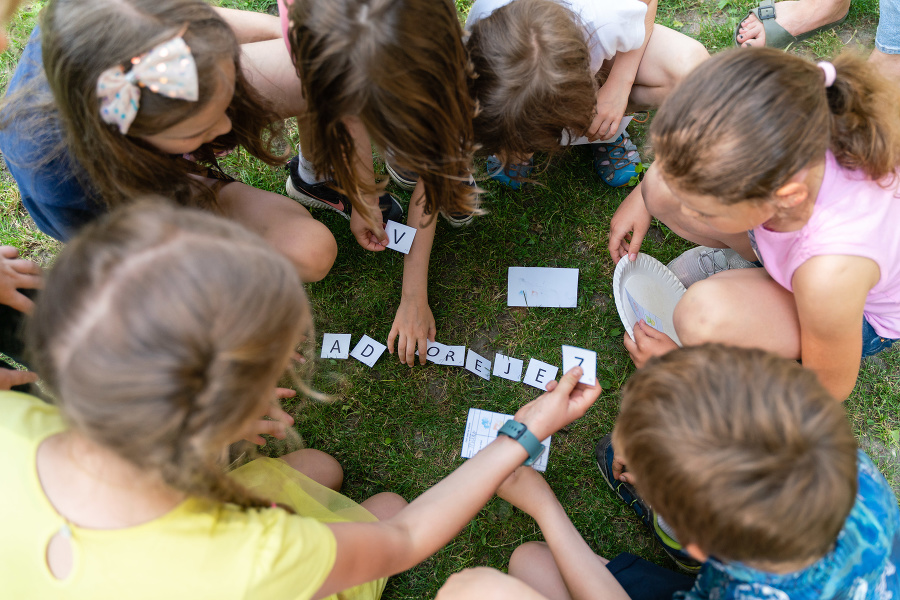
[1,1,897,598]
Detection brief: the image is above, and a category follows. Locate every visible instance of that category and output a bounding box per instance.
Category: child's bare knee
[285,221,338,283]
[674,279,732,345]
[281,448,344,490]
[509,541,550,577]
[362,492,408,520]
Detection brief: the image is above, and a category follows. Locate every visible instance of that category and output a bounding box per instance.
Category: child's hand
[623,320,678,368]
[349,205,389,252]
[0,367,39,391]
[496,466,557,520]
[609,183,651,263]
[387,296,436,366]
[588,85,630,142]
[514,366,602,441]
[239,388,296,445]
[611,452,634,485]
[0,246,42,314]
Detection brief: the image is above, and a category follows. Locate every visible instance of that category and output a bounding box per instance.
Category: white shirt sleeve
[565,0,648,73]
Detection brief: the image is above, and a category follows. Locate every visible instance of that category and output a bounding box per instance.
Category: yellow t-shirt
[0,392,384,600]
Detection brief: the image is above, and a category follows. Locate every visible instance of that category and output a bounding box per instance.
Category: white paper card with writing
[423,341,466,366]
[321,333,352,359]
[493,353,523,382]
[561,345,597,386]
[624,288,664,333]
[522,358,559,391]
[350,335,387,367]
[461,408,551,472]
[507,267,579,308]
[385,220,416,254]
[465,349,491,381]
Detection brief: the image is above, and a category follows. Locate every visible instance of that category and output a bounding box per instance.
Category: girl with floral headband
[609,48,900,401]
[0,0,337,283]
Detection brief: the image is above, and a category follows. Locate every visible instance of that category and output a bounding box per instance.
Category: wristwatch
[497,420,545,466]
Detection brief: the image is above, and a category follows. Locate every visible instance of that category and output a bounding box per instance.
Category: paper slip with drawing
[507,267,579,307]
[461,408,551,472]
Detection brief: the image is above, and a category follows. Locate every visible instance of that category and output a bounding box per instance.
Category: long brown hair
[287,0,479,224]
[653,48,900,204]
[37,0,286,210]
[613,345,858,564]
[28,202,311,510]
[467,0,596,161]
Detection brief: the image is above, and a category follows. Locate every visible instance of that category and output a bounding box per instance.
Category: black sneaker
[385,157,419,191]
[595,434,701,574]
[286,156,403,223]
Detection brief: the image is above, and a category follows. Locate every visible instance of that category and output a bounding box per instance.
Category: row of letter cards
[461,408,551,472]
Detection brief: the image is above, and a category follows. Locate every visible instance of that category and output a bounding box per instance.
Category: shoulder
[0,391,64,445]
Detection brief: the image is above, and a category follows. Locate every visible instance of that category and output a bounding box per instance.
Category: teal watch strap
[497,420,545,466]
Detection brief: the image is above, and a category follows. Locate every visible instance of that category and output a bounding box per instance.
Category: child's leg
[217,182,338,282]
[508,541,610,600]
[627,25,709,111]
[360,492,408,520]
[674,268,801,359]
[280,448,344,491]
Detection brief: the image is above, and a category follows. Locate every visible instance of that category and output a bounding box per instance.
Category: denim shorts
[876,0,900,54]
[862,318,898,357]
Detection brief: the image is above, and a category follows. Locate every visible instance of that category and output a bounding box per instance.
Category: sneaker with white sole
[385,157,419,191]
[666,246,759,289]
[286,156,403,223]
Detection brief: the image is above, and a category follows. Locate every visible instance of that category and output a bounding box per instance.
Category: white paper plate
[612,253,686,345]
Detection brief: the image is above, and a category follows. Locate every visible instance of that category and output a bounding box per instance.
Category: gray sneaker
[666,246,758,288]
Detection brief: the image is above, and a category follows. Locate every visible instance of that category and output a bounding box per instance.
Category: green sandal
[734,0,848,49]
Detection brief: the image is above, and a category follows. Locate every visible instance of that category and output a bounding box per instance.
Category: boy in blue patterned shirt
[437,345,899,600]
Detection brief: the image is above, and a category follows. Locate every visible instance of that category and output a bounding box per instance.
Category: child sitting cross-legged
[437,345,900,600]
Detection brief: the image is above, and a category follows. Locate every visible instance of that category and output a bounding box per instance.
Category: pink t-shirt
[752,152,900,338]
[278,0,293,53]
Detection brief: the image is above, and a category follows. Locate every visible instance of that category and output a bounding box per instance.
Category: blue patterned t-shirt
[676,451,899,600]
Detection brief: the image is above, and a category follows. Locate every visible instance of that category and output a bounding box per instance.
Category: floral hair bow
[97,35,199,135]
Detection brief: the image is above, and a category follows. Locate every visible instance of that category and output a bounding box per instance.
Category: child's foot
[593,132,642,188]
[286,156,403,223]
[666,246,759,289]
[595,435,702,574]
[486,155,533,190]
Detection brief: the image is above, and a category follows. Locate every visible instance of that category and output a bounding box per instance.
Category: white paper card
[321,333,352,359]
[522,358,559,391]
[492,353,524,382]
[625,288,664,333]
[350,335,387,367]
[561,345,597,386]
[507,267,579,308]
[385,220,416,254]
[423,341,466,366]
[561,115,633,145]
[461,408,551,472]
[465,349,491,381]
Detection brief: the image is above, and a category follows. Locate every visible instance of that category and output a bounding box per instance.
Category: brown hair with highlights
[652,48,900,204]
[612,345,858,564]
[36,0,286,210]
[28,202,311,510]
[287,0,479,225]
[467,0,596,162]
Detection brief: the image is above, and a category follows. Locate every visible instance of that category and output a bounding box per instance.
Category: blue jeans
[876,0,900,54]
[862,318,898,357]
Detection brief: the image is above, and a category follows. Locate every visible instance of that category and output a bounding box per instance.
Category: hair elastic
[817,61,836,88]
[97,35,200,135]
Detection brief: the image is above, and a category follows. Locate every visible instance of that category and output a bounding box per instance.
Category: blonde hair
[287,0,479,225]
[28,202,312,510]
[612,345,858,564]
[653,48,900,204]
[467,0,596,161]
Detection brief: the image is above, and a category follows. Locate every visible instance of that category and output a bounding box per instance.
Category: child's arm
[589,0,657,141]
[793,255,880,400]
[387,179,437,365]
[214,7,282,44]
[313,368,601,599]
[496,467,630,600]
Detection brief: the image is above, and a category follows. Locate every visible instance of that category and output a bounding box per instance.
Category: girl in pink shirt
[607,48,900,400]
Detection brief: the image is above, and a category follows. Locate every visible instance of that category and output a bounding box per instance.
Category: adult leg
[641,166,756,260]
[508,541,611,600]
[674,268,801,359]
[217,181,338,282]
[735,0,850,48]
[281,448,344,491]
[628,25,709,111]
[869,0,900,87]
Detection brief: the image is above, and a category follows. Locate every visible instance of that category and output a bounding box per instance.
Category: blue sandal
[593,131,642,188]
[486,155,533,190]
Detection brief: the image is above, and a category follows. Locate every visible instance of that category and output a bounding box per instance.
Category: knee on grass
[278,219,338,283]
[281,448,344,491]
